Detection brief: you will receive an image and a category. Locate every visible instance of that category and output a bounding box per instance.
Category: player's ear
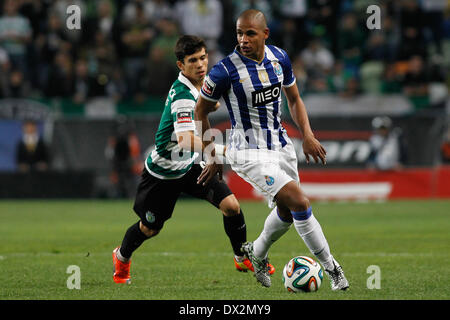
[176,60,184,72]
[264,28,269,40]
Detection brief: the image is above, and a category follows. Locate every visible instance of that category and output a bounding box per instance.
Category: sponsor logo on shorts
[145,211,156,223]
[265,175,275,186]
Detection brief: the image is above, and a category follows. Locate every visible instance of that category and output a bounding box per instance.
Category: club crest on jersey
[272,61,283,76]
[202,76,216,96]
[176,108,192,123]
[265,175,275,186]
[252,83,281,107]
[145,211,156,223]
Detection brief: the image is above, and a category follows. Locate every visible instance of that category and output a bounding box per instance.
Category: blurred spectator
[277,16,304,58]
[146,46,178,98]
[92,29,118,74]
[276,0,309,56]
[402,55,430,109]
[81,30,119,99]
[151,18,180,66]
[307,0,340,54]
[0,0,32,75]
[340,76,360,98]
[119,1,155,99]
[360,60,384,94]
[300,38,334,72]
[106,68,127,102]
[45,51,73,98]
[380,63,402,94]
[4,69,30,98]
[291,55,308,94]
[398,0,427,60]
[206,41,225,71]
[176,0,223,50]
[326,60,354,94]
[105,118,142,198]
[364,32,390,62]
[421,0,446,55]
[337,12,365,71]
[84,0,117,44]
[73,59,93,104]
[378,15,400,63]
[299,38,334,93]
[367,116,406,171]
[19,0,51,37]
[34,12,72,91]
[16,120,50,172]
[123,0,174,31]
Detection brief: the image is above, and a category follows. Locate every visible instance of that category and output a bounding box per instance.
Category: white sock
[116,247,130,263]
[253,207,292,259]
[293,209,334,270]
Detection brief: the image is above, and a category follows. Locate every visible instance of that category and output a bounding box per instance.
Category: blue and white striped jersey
[200,45,296,152]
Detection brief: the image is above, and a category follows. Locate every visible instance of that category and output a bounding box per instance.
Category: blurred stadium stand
[0,0,449,199]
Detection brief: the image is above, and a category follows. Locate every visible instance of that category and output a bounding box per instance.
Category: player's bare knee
[276,182,310,212]
[139,222,160,238]
[219,195,241,216]
[291,195,310,212]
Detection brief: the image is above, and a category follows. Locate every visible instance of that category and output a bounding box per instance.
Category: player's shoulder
[170,77,197,102]
[209,57,231,78]
[266,44,289,61]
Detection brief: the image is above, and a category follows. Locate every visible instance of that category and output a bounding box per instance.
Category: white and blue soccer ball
[282,256,323,292]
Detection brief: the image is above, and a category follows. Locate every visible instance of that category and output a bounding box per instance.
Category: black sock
[119,221,149,259]
[223,210,247,257]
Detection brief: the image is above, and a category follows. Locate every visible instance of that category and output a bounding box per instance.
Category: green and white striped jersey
[145,72,200,179]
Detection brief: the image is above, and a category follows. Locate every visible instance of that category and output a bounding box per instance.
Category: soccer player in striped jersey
[195,10,349,290]
[112,35,274,284]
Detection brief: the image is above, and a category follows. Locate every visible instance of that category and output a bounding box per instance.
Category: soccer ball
[282,256,323,292]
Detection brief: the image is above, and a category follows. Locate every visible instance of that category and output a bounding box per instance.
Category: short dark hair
[174,35,207,63]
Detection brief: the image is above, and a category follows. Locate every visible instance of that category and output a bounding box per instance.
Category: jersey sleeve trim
[173,125,196,133]
[199,91,219,102]
[170,98,195,114]
[282,78,297,88]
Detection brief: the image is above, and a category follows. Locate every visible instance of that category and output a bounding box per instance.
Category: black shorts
[133,164,233,230]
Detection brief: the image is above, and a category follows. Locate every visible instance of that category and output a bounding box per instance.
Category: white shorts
[226,140,299,208]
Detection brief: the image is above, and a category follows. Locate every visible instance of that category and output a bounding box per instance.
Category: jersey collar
[234,45,268,65]
[178,72,199,100]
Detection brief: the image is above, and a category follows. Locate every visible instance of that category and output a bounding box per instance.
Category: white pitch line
[0,251,447,258]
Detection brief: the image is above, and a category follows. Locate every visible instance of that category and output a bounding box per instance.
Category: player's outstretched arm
[176,130,204,153]
[194,96,224,185]
[283,83,327,165]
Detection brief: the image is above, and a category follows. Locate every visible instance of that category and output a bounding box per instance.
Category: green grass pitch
[0,199,449,300]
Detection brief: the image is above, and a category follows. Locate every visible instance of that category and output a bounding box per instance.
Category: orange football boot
[234,256,275,275]
[112,247,131,284]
